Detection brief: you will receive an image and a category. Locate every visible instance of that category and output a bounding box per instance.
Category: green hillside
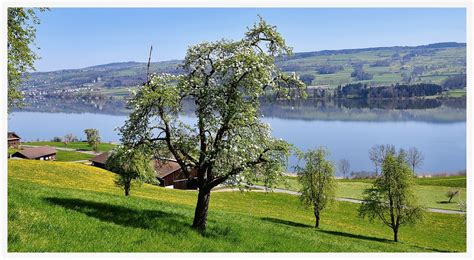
[8,160,466,252]
[278,43,466,87]
[22,42,466,98]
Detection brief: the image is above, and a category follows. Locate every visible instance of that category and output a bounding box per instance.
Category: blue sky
[33,8,466,72]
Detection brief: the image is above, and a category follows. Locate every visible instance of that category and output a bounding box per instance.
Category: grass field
[55,150,94,162]
[444,88,466,98]
[24,142,116,152]
[8,160,466,252]
[267,175,466,211]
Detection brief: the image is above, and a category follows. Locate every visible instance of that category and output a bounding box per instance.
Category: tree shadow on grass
[321,230,452,252]
[437,201,452,204]
[44,197,189,235]
[260,217,313,228]
[316,229,392,243]
[44,197,239,241]
[262,217,390,243]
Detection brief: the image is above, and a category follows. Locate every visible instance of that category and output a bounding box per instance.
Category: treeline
[350,63,373,81]
[442,74,466,90]
[336,83,443,99]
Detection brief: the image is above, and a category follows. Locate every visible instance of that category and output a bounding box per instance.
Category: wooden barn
[90,152,110,169]
[89,152,198,190]
[12,146,57,160]
[154,159,198,190]
[7,132,21,148]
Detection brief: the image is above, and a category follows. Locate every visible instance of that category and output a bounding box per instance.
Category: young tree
[359,152,423,242]
[407,147,424,175]
[368,144,395,175]
[338,158,350,179]
[119,17,305,231]
[299,74,315,86]
[84,129,101,152]
[106,146,156,196]
[295,147,336,228]
[51,136,62,142]
[446,190,459,203]
[8,8,48,111]
[63,133,77,146]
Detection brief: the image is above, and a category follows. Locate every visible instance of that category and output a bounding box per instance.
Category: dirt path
[216,185,466,215]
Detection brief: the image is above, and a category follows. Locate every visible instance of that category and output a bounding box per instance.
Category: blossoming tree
[119,17,306,230]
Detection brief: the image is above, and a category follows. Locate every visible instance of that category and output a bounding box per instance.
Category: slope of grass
[24,142,116,152]
[8,160,466,252]
[55,150,94,162]
[267,176,466,211]
[414,176,466,188]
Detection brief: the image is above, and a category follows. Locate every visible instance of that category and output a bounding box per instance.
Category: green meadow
[275,175,466,211]
[8,160,466,252]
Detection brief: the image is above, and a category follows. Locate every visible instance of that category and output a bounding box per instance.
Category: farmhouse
[153,159,198,190]
[12,146,57,160]
[90,152,110,169]
[89,152,197,190]
[7,132,21,148]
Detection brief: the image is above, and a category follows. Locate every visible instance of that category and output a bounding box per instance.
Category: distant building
[90,152,110,169]
[12,146,57,160]
[153,159,198,190]
[7,132,21,148]
[89,152,198,190]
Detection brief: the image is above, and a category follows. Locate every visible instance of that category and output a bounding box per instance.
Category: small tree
[407,147,424,175]
[446,190,459,203]
[338,158,350,179]
[368,144,395,175]
[296,147,336,228]
[51,136,62,142]
[359,152,423,242]
[63,133,77,146]
[8,8,48,111]
[106,146,156,196]
[299,74,315,86]
[84,128,101,152]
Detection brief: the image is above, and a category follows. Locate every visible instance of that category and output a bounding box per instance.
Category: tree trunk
[314,207,320,228]
[393,227,398,242]
[192,189,211,231]
[124,181,131,196]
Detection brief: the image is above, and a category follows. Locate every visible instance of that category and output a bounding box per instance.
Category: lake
[8,99,466,176]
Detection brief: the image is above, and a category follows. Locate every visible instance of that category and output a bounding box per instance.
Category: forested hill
[23,42,466,94]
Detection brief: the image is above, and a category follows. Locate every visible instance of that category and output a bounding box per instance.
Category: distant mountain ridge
[281,42,466,61]
[23,42,466,93]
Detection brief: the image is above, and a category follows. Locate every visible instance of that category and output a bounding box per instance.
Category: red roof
[13,146,56,159]
[90,152,110,164]
[8,132,20,141]
[153,159,182,178]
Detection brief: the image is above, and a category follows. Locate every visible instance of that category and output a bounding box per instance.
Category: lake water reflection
[8,99,466,175]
